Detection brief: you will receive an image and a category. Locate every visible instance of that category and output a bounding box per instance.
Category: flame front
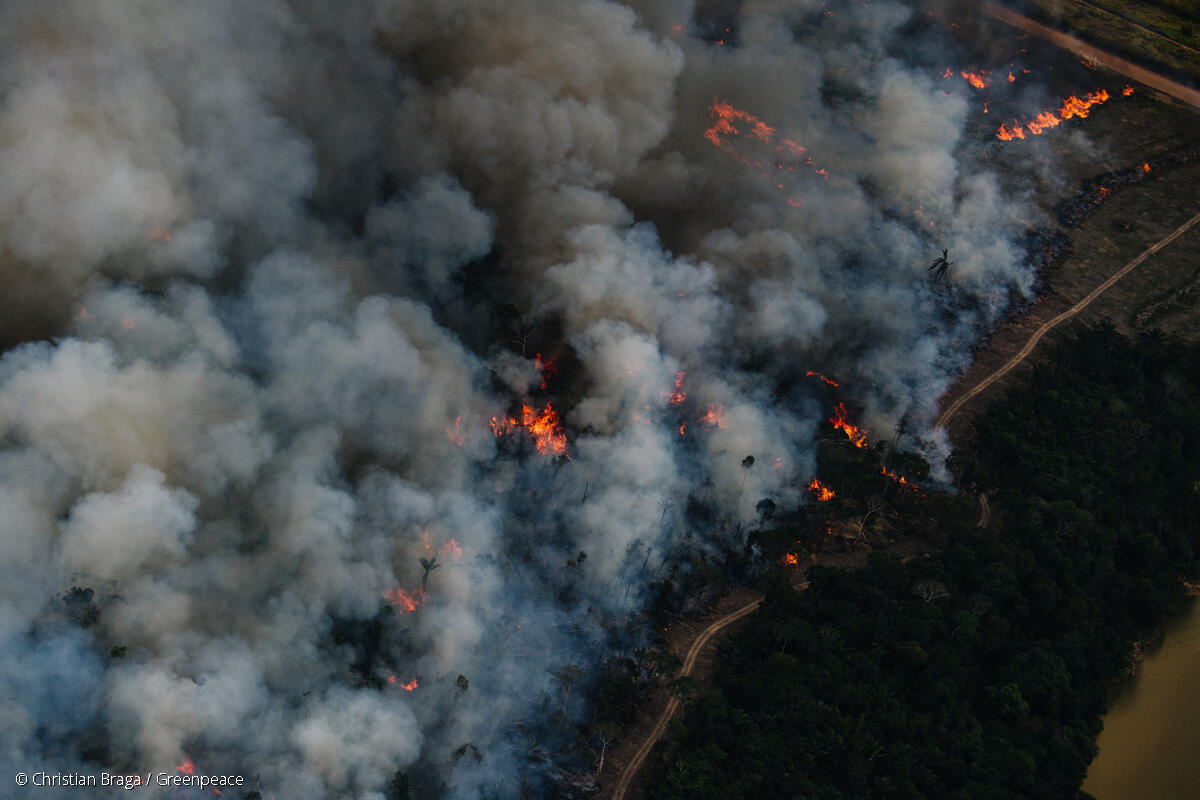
[805,370,839,387]
[995,89,1110,140]
[438,538,462,560]
[829,402,868,448]
[880,466,921,492]
[807,477,836,501]
[705,100,827,181]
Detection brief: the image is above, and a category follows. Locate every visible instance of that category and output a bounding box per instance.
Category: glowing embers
[829,402,868,448]
[807,477,836,502]
[704,99,828,184]
[490,403,568,456]
[995,89,1110,140]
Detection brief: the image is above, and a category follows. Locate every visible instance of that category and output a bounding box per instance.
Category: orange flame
[960,69,990,89]
[438,538,462,560]
[522,403,567,455]
[151,226,172,242]
[491,403,568,456]
[782,552,800,566]
[384,586,426,613]
[534,353,556,391]
[1007,72,1016,83]
[1142,162,1151,173]
[1122,85,1134,96]
[880,466,921,492]
[678,422,686,436]
[829,402,868,448]
[666,371,686,405]
[995,89,1110,140]
[805,370,839,387]
[698,404,725,429]
[807,477,835,501]
[400,677,418,691]
[176,757,195,776]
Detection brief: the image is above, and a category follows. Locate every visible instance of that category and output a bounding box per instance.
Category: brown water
[1082,597,1200,800]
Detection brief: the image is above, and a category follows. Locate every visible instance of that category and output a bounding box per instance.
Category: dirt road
[608,595,764,800]
[937,208,1200,430]
[979,0,1200,110]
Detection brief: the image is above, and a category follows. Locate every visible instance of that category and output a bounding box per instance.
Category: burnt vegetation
[646,322,1200,799]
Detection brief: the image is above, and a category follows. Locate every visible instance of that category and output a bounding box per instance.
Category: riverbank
[1083,597,1200,799]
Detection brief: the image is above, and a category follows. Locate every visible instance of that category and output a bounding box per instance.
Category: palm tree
[418,557,440,592]
[929,249,952,281]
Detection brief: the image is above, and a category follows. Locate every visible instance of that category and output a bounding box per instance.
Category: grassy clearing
[1021,0,1200,82]
[1089,0,1200,47]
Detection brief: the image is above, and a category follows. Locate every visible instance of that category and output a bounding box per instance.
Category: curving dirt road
[937,208,1200,431]
[977,493,991,529]
[608,596,764,800]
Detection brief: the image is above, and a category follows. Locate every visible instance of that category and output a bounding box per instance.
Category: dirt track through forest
[937,208,1200,430]
[608,595,766,800]
[608,208,1200,797]
[611,13,1200,794]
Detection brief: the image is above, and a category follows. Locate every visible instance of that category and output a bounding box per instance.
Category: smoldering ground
[0,1,1037,797]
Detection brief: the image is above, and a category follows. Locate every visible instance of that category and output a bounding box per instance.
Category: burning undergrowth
[0,1,1060,797]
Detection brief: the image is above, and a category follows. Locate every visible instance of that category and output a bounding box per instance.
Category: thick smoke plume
[0,1,1035,797]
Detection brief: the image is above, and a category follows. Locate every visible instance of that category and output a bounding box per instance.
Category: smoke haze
[0,1,1037,796]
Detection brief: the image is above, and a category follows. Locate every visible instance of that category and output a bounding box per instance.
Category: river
[1082,597,1200,799]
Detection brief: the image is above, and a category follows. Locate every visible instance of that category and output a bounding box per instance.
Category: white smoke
[0,0,1041,797]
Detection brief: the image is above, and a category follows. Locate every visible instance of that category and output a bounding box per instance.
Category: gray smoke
[0,0,1038,797]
